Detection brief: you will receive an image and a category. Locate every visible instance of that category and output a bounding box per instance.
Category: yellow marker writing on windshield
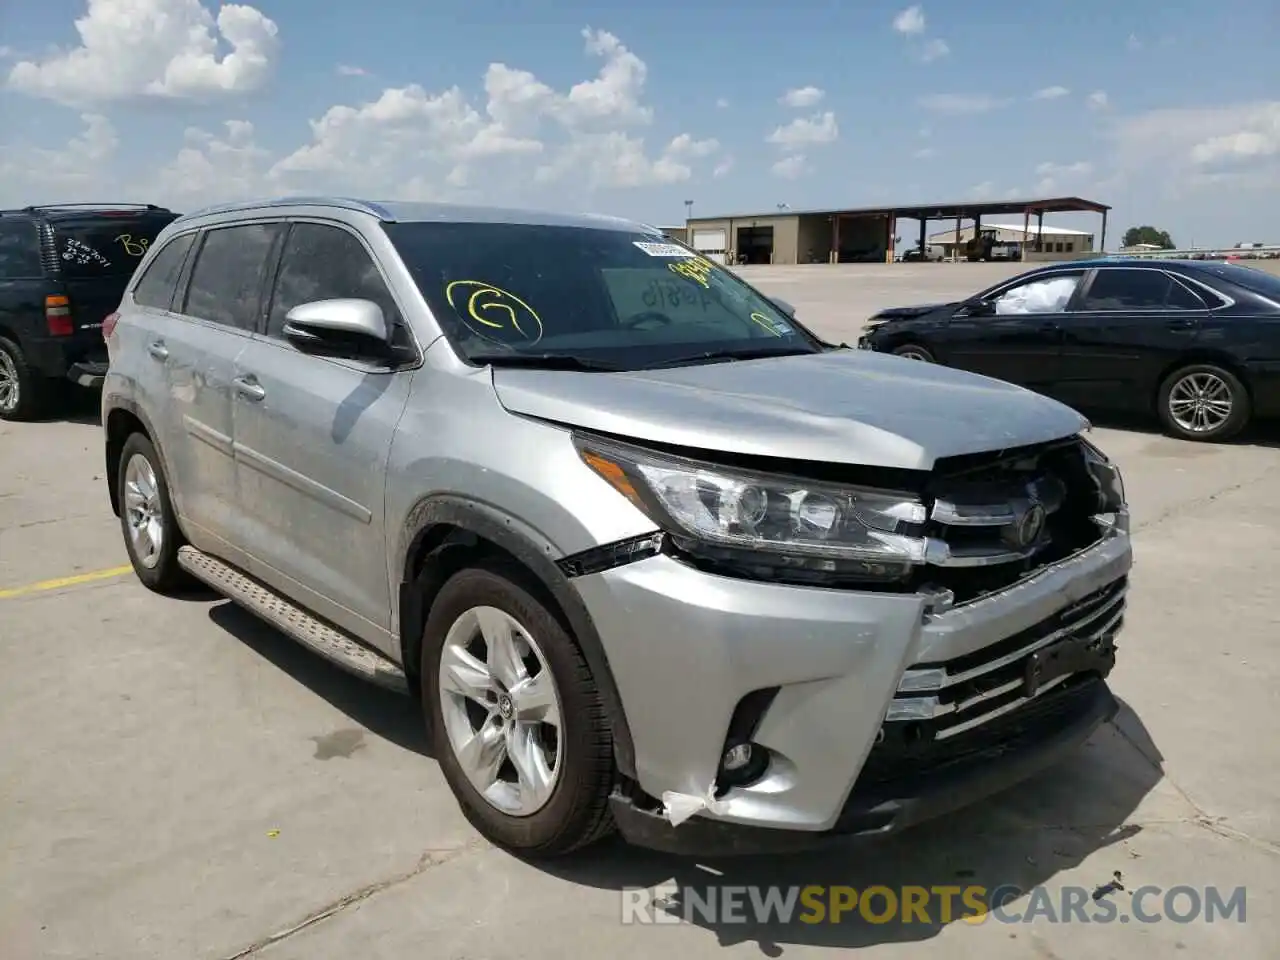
[750,312,785,336]
[444,280,544,344]
[115,234,149,257]
[668,256,715,289]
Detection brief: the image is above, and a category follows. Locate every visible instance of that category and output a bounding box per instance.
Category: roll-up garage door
[692,229,727,264]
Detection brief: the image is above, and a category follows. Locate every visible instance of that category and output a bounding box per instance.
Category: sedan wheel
[1157,363,1250,442]
[892,343,935,363]
[437,604,563,816]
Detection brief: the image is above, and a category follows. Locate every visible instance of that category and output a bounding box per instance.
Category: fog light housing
[722,743,753,771]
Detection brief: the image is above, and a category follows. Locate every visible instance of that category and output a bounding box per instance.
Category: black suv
[0,203,180,420]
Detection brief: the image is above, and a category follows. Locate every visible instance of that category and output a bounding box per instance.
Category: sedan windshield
[381,221,822,369]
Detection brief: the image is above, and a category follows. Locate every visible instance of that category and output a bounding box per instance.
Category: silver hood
[492,350,1089,471]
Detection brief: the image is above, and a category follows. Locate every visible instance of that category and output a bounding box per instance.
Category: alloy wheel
[437,605,563,816]
[1168,371,1233,434]
[123,453,165,568]
[895,346,932,362]
[0,350,19,414]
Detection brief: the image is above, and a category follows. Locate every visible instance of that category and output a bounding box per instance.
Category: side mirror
[956,299,996,318]
[282,298,391,356]
[771,297,797,318]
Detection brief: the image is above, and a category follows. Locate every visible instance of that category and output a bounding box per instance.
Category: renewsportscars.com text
[621,883,1247,926]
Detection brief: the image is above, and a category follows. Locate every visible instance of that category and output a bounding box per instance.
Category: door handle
[233,376,266,402]
[1166,318,1196,330]
[147,341,169,361]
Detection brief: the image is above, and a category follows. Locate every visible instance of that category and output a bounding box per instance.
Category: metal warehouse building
[682,195,1110,266]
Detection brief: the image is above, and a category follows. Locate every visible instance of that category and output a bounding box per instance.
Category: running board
[176,545,409,694]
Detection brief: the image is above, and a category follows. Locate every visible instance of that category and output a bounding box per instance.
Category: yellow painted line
[0,564,133,600]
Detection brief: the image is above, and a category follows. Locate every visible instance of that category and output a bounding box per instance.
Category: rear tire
[117,432,189,592]
[422,565,616,857]
[0,336,53,422]
[891,342,936,363]
[1156,363,1250,442]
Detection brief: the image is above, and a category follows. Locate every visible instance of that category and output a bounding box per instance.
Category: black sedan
[858,258,1280,442]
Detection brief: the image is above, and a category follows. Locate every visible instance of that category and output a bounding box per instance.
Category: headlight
[574,434,929,574]
[1079,436,1126,513]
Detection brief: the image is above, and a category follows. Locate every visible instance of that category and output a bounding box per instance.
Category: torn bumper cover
[571,524,1131,857]
[608,678,1117,857]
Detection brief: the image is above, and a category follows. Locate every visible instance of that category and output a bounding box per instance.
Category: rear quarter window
[51,215,177,279]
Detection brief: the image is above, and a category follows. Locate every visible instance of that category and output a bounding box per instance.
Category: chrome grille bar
[897,581,1128,694]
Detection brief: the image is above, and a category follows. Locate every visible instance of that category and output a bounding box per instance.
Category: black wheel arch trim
[397,494,637,779]
[102,395,177,521]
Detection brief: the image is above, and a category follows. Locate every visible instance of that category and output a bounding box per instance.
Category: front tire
[892,342,936,363]
[117,432,189,592]
[1156,363,1250,442]
[422,565,616,857]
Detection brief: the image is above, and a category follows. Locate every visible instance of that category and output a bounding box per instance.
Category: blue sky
[1,0,1277,246]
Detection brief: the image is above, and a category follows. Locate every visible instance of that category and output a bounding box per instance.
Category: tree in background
[1122,225,1176,249]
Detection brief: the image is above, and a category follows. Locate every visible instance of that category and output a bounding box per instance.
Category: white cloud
[715,97,729,109]
[771,154,809,180]
[1033,160,1094,193]
[0,113,119,195]
[913,147,936,159]
[1088,90,1110,110]
[918,93,1008,114]
[336,65,368,77]
[666,133,720,158]
[1032,85,1070,100]
[966,180,996,199]
[920,38,950,62]
[1127,33,1143,51]
[779,85,824,108]
[712,156,734,178]
[6,0,280,104]
[152,120,274,204]
[892,6,926,35]
[766,111,838,148]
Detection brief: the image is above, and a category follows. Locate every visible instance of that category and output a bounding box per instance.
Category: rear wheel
[0,336,53,422]
[1156,363,1250,442]
[891,342,936,363]
[422,565,616,857]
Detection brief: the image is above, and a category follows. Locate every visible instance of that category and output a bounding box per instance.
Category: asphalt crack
[220,838,490,959]
[1131,460,1280,534]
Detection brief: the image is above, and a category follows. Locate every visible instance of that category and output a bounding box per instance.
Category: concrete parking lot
[2,262,1277,959]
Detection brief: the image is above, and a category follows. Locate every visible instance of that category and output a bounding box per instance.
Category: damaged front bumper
[571,523,1131,857]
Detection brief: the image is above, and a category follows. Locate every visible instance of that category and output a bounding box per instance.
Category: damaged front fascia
[556,531,666,578]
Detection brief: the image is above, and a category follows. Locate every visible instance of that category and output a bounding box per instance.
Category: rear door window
[1077,269,1176,311]
[133,233,197,310]
[182,223,284,331]
[50,215,177,279]
[0,220,43,280]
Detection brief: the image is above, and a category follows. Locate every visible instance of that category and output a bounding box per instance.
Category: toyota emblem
[1015,502,1047,548]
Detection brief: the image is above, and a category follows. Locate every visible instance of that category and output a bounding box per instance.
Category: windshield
[381,221,822,369]
[51,214,177,280]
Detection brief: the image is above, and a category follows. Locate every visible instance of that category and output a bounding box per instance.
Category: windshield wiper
[467,351,622,372]
[644,346,816,370]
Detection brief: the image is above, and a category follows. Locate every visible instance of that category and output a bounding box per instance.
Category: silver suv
[101,197,1131,858]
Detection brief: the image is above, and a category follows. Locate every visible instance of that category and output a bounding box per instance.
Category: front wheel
[422,565,616,857]
[1156,363,1250,442]
[891,342,936,363]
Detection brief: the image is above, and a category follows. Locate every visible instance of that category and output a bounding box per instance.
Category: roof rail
[20,202,172,213]
[179,196,394,221]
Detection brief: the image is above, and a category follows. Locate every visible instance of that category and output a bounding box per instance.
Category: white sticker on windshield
[633,241,696,258]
